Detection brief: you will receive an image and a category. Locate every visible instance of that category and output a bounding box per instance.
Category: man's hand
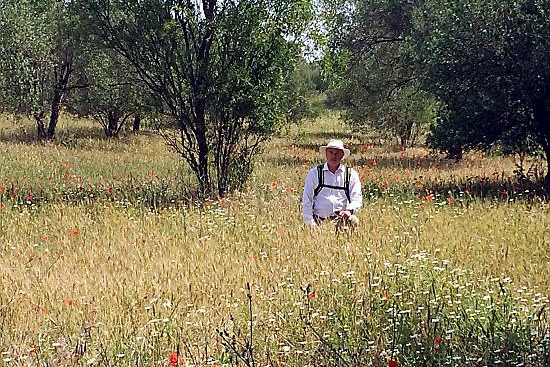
[339,210,352,219]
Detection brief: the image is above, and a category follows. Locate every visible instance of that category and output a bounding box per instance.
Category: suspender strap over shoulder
[313,164,351,202]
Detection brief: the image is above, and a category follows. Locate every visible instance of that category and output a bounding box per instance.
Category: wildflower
[219,198,232,209]
[27,194,33,201]
[28,345,39,354]
[93,241,100,248]
[168,352,183,366]
[384,293,391,302]
[0,185,5,191]
[42,234,48,241]
[371,159,377,167]
[423,194,434,202]
[70,230,79,237]
[66,299,73,306]
[434,335,443,348]
[307,291,316,300]
[11,192,16,198]
[388,360,398,367]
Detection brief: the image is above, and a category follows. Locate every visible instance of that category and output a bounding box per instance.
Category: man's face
[326,148,344,165]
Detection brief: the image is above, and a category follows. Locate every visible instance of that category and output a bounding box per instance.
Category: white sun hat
[319,139,351,159]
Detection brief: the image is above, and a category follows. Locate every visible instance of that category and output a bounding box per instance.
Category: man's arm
[346,169,363,213]
[302,168,317,226]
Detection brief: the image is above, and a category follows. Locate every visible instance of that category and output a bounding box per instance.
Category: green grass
[0,114,548,366]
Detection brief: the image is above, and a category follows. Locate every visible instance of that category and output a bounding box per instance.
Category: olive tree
[67,49,156,137]
[417,0,550,180]
[0,0,88,140]
[320,0,434,146]
[81,0,311,196]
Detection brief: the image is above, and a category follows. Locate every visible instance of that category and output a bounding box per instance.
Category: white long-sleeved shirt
[301,163,362,225]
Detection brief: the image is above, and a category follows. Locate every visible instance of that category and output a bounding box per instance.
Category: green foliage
[416,0,550,180]
[0,0,57,118]
[282,60,323,125]
[68,49,157,137]
[0,0,89,139]
[83,0,312,196]
[297,255,550,367]
[320,0,434,146]
[319,0,550,179]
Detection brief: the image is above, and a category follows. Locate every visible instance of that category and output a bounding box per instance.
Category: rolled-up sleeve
[346,169,362,213]
[302,168,317,224]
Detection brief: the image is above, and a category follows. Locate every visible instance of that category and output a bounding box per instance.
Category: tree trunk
[542,140,550,184]
[47,60,73,140]
[47,89,64,140]
[446,146,463,162]
[35,111,46,140]
[534,101,550,183]
[132,113,141,133]
[196,125,211,197]
[106,110,119,137]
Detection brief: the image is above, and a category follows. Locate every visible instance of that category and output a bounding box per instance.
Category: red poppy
[168,352,183,366]
[28,345,39,354]
[307,291,316,300]
[388,360,398,367]
[66,299,74,306]
[70,230,79,237]
[219,198,232,209]
[27,194,33,201]
[384,293,391,301]
[434,335,443,347]
[0,185,5,191]
[371,159,377,166]
[424,194,434,202]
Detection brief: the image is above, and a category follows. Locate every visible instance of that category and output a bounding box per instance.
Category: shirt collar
[323,162,345,172]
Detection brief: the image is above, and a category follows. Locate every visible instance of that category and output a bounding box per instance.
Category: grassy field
[0,114,549,366]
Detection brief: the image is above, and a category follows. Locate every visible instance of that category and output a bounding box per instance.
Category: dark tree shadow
[350,154,456,170]
[306,131,360,141]
[361,175,550,204]
[269,156,319,167]
[0,125,155,152]
[289,142,319,152]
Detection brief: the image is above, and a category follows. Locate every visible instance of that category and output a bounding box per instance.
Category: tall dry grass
[0,114,548,366]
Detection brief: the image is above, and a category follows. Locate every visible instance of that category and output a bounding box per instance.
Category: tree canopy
[79,0,312,196]
[322,0,550,181]
[0,0,89,139]
[419,0,550,177]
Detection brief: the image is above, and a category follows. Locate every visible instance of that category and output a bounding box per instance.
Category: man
[302,139,362,227]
